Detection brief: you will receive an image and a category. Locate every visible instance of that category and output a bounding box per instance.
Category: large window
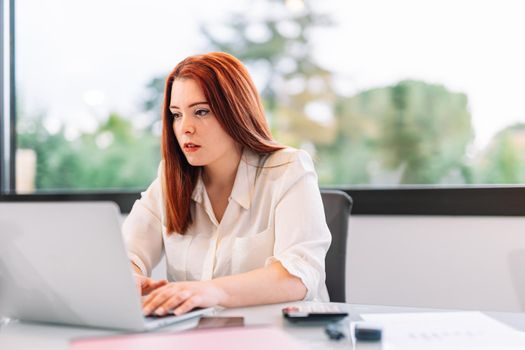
[2,0,525,214]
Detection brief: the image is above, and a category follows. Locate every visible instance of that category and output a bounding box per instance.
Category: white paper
[360,311,525,349]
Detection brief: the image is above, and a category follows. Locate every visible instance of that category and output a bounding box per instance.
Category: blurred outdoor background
[14,0,525,192]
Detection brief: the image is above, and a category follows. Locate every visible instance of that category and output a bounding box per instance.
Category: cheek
[172,123,181,139]
[219,127,236,146]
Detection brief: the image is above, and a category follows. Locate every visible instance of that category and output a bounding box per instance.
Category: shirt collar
[191,175,205,204]
[191,148,261,210]
[230,148,260,209]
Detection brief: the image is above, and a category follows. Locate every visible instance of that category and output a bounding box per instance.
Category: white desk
[2,302,525,349]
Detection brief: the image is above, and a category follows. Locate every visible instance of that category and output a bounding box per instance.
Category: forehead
[170,79,205,105]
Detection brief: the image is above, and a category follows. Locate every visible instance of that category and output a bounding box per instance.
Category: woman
[123,52,331,317]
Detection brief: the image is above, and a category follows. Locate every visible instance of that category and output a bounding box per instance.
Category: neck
[203,146,243,189]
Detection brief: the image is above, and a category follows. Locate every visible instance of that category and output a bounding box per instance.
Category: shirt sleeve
[122,170,164,277]
[265,150,332,301]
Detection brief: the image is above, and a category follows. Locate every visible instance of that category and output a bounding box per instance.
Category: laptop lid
[0,202,149,331]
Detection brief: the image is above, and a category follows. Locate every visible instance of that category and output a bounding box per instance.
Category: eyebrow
[170,101,209,109]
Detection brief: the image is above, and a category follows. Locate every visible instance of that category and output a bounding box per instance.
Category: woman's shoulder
[264,147,315,171]
[254,147,318,198]
[253,147,316,186]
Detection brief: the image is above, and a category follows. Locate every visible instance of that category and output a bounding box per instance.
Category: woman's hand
[134,273,168,296]
[141,280,227,316]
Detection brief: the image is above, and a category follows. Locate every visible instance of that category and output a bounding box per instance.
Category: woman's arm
[213,261,307,307]
[123,176,164,276]
[142,261,305,316]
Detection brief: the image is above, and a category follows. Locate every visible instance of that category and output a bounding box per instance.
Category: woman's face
[169,79,238,167]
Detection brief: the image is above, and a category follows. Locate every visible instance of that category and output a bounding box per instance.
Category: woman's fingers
[174,294,203,316]
[148,279,168,293]
[152,290,193,316]
[143,279,167,295]
[142,285,174,315]
[133,273,168,296]
[140,281,219,316]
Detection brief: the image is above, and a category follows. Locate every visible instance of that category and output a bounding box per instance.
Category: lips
[183,142,201,152]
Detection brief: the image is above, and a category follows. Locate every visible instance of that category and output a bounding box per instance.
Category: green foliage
[317,81,474,185]
[474,124,525,184]
[142,77,167,130]
[381,81,473,184]
[17,113,160,191]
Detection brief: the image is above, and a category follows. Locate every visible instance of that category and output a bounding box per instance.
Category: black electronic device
[354,323,382,342]
[282,306,349,323]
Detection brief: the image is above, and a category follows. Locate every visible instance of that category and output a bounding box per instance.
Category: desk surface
[2,302,525,350]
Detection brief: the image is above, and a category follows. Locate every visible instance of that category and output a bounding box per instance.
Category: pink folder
[71,326,304,350]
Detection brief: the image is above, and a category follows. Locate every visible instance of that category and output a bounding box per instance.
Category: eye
[171,111,182,120]
[195,108,209,117]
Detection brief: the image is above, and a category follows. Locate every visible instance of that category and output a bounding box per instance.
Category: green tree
[18,113,160,191]
[319,80,474,185]
[475,123,525,184]
[142,77,166,131]
[18,114,81,190]
[380,81,473,184]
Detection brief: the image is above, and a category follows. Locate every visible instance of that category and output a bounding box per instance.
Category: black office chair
[321,190,353,302]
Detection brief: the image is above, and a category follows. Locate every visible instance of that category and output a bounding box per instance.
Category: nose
[179,114,195,135]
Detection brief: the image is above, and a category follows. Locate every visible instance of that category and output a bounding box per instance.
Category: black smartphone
[282,306,349,323]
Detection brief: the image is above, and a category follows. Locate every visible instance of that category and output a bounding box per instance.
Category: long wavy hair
[161,52,284,234]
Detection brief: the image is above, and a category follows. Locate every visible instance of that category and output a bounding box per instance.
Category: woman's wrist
[209,279,230,306]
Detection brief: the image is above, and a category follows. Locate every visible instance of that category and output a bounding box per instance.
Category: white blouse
[122,147,331,301]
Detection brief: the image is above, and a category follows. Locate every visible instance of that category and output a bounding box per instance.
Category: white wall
[149,215,525,312]
[347,216,525,312]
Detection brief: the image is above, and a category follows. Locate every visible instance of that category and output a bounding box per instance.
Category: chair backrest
[321,190,353,302]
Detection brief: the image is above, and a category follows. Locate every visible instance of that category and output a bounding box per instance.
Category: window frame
[2,0,525,215]
[0,0,5,192]
[1,0,15,194]
[1,188,525,216]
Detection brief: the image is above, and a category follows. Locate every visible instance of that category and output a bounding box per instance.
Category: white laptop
[0,201,213,331]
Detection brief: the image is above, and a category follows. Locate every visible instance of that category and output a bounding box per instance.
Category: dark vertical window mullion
[0,0,5,194]
[8,0,15,193]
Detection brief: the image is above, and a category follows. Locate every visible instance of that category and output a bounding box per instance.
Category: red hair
[161,52,284,234]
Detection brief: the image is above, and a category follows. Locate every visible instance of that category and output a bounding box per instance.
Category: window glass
[15,0,525,193]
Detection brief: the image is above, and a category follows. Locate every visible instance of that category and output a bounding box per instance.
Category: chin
[185,156,207,167]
